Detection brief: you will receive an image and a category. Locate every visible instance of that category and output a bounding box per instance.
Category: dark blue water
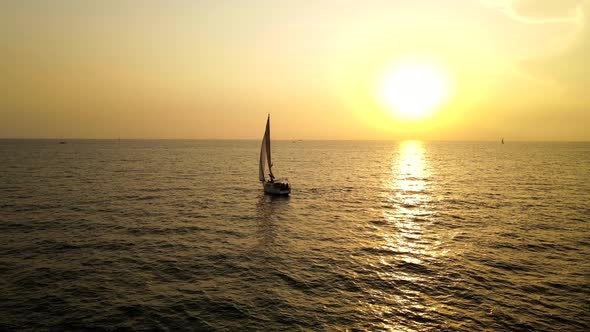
[1,139,589,330]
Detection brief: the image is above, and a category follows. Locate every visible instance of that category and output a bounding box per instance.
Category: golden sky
[1,0,588,140]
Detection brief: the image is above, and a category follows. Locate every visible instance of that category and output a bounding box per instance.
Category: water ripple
[0,140,588,330]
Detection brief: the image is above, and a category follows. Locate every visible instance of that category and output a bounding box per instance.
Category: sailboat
[259,115,291,195]
[501,137,504,144]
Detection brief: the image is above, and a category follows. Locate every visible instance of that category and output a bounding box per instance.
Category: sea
[1,139,589,331]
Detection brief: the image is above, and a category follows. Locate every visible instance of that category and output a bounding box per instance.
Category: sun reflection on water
[382,140,436,265]
[391,140,431,213]
[363,141,447,329]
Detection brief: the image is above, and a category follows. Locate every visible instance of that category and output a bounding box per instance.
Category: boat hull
[263,181,291,195]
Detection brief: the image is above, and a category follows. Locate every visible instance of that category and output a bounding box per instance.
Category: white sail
[258,115,290,195]
[259,115,274,182]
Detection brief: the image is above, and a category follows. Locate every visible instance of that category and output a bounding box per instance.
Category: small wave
[484,260,531,273]
[368,219,389,226]
[273,270,314,293]
[127,225,207,236]
[138,187,166,193]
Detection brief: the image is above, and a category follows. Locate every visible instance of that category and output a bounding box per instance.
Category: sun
[376,60,452,121]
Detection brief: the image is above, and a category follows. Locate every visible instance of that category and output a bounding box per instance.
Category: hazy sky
[1,0,588,140]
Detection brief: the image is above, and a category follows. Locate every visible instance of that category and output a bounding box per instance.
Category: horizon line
[1,138,589,143]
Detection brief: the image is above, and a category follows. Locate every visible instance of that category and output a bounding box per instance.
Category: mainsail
[259,115,274,182]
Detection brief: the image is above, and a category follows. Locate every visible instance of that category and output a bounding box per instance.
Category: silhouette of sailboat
[259,115,291,195]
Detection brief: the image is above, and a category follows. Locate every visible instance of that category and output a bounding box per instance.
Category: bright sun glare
[376,61,452,121]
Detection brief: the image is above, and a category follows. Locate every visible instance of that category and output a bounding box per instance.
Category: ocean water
[1,139,589,331]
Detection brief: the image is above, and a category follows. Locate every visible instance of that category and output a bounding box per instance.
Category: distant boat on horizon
[59,141,67,144]
[501,137,504,144]
[259,115,291,195]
